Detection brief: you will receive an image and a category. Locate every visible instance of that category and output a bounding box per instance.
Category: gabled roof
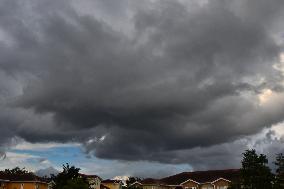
[211,177,232,184]
[180,178,200,185]
[129,181,142,186]
[159,169,240,185]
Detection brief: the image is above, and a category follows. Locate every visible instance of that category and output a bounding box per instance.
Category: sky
[0,0,284,179]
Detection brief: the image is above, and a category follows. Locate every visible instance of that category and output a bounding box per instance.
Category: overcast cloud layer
[1,0,284,170]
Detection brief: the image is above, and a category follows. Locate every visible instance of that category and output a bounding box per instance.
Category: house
[139,169,240,189]
[0,172,48,189]
[0,179,9,189]
[101,179,123,189]
[101,183,111,189]
[139,178,169,189]
[79,174,102,189]
[47,180,55,189]
[129,181,143,188]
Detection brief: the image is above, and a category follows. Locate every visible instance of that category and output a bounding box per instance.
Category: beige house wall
[182,180,199,188]
[213,180,230,189]
[102,183,122,189]
[142,185,169,189]
[88,177,101,189]
[199,183,214,189]
[0,182,8,189]
[6,182,47,189]
[141,177,233,189]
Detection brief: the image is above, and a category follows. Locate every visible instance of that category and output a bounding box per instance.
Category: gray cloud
[0,0,284,168]
[35,166,59,177]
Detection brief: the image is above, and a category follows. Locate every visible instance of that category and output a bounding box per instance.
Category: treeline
[1,164,89,189]
[1,167,33,175]
[229,149,284,189]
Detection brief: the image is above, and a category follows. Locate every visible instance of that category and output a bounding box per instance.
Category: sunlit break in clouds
[0,0,284,178]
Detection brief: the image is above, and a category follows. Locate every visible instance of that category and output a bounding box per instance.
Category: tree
[62,178,89,189]
[274,153,284,189]
[4,167,30,175]
[240,149,274,189]
[52,163,89,189]
[227,181,241,189]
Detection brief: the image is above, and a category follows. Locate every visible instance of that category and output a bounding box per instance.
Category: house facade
[79,174,102,189]
[0,179,8,189]
[3,182,47,189]
[136,169,240,189]
[101,179,123,189]
[0,173,48,189]
[181,177,232,189]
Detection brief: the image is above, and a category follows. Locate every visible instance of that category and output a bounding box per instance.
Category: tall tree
[240,149,274,189]
[52,163,89,189]
[274,153,284,189]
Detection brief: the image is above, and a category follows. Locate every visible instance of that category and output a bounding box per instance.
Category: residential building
[47,180,55,189]
[137,169,240,189]
[79,174,102,189]
[0,172,48,189]
[130,181,143,188]
[101,179,123,189]
[101,183,111,189]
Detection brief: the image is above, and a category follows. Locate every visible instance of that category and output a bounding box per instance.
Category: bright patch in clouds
[0,151,47,171]
[258,89,274,105]
[12,141,81,151]
[5,152,40,162]
[271,122,284,139]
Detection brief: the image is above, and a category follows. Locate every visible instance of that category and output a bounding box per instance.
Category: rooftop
[141,169,240,185]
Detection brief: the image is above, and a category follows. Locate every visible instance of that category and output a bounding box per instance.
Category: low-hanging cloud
[0,0,284,167]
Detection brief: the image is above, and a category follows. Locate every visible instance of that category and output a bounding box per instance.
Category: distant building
[0,172,48,189]
[135,169,240,189]
[130,181,143,188]
[101,179,123,189]
[101,183,111,189]
[47,180,55,189]
[79,174,102,189]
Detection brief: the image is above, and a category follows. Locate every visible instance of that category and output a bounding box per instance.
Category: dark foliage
[4,167,31,175]
[240,149,274,189]
[274,153,284,189]
[51,163,89,189]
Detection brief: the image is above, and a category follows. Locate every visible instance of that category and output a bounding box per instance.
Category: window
[216,187,228,189]
[201,186,213,189]
[35,183,40,189]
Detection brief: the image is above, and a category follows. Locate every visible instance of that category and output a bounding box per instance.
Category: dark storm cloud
[0,0,284,167]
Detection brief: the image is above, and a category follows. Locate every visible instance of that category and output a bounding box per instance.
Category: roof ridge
[185,169,240,173]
